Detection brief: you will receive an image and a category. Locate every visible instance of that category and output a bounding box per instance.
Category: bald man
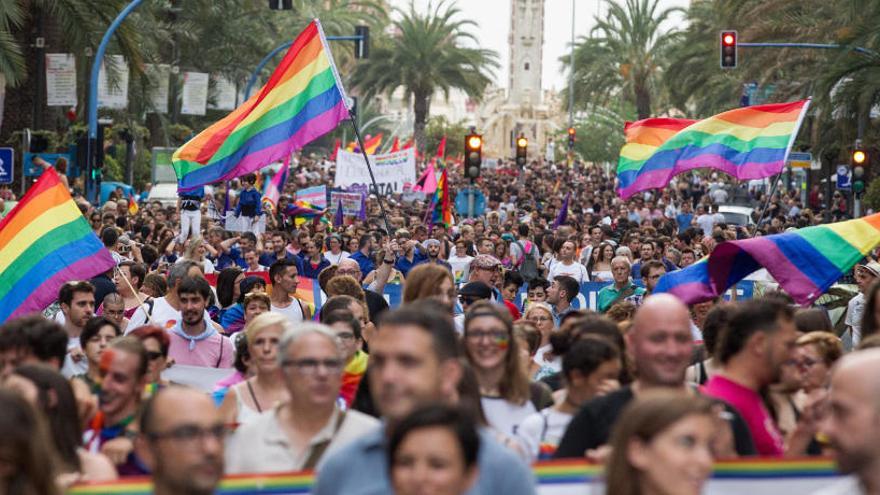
[813,350,880,495]
[555,294,755,458]
[136,387,225,495]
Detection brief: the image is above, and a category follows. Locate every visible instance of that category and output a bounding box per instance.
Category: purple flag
[552,192,571,229]
[334,199,344,227]
[358,193,367,221]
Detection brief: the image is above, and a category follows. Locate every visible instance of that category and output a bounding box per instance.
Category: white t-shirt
[696,213,716,235]
[846,293,866,346]
[448,255,474,284]
[272,298,306,325]
[533,343,561,373]
[324,251,350,266]
[480,396,536,454]
[548,260,590,284]
[516,408,574,461]
[61,336,88,378]
[127,296,212,332]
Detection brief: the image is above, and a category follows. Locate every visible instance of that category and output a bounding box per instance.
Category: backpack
[515,240,539,282]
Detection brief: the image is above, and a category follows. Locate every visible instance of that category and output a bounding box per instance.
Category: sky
[388,0,689,92]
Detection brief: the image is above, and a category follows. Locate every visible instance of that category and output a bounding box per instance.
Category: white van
[146,182,179,208]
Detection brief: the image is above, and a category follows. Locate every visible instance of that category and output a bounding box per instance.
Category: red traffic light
[722,33,735,46]
[567,127,576,136]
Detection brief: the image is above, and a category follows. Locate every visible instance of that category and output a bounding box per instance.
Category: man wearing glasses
[225,323,378,473]
[626,260,666,308]
[137,387,225,495]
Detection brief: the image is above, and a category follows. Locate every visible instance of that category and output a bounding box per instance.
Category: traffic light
[567,127,576,150]
[516,135,528,167]
[464,131,482,180]
[268,0,293,10]
[720,30,737,68]
[853,143,869,194]
[354,25,370,59]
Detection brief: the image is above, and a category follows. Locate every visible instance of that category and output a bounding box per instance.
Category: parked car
[718,205,755,226]
[146,182,179,208]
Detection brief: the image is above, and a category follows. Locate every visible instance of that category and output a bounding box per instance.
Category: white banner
[45,53,77,107]
[209,75,237,110]
[162,364,235,393]
[329,191,364,215]
[145,63,170,114]
[334,148,416,195]
[97,55,129,109]
[181,71,209,115]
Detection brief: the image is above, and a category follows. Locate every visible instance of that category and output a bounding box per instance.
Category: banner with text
[45,53,77,107]
[181,71,209,115]
[334,148,416,195]
[329,191,364,216]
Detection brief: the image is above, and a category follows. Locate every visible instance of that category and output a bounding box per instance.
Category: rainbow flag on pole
[428,168,451,228]
[656,212,880,306]
[0,169,116,321]
[172,20,350,191]
[617,100,810,199]
[261,155,291,213]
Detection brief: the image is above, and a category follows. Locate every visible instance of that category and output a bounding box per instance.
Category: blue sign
[0,148,13,184]
[23,152,73,177]
[836,165,851,190]
[454,188,486,217]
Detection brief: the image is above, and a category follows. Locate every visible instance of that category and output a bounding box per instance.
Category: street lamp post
[87,0,145,203]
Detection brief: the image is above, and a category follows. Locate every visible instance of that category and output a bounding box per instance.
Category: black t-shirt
[553,385,757,459]
[364,289,388,324]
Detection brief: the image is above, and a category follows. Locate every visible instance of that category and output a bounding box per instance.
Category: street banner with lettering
[334,148,416,195]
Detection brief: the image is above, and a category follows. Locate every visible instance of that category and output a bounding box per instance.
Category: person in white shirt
[225,322,379,473]
[448,237,475,285]
[127,261,217,332]
[547,240,590,284]
[324,234,350,266]
[846,263,880,348]
[694,204,716,236]
[269,258,313,324]
[58,281,96,378]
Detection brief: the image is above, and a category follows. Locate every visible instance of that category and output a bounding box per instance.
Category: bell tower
[508,0,544,105]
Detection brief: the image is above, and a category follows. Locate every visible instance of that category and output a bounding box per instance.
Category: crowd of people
[1,153,879,495]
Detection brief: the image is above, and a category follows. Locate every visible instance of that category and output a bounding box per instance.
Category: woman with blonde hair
[605,391,716,495]
[402,263,456,313]
[218,312,293,426]
[522,303,558,377]
[178,236,215,274]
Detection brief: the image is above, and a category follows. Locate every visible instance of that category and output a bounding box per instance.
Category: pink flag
[261,154,290,213]
[412,162,438,194]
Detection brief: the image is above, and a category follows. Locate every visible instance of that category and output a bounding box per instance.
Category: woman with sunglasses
[129,325,172,394]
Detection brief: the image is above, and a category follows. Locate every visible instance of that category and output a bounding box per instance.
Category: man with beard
[137,387,225,494]
[702,299,815,456]
[813,349,880,495]
[59,281,96,378]
[83,337,149,474]
[167,276,234,368]
[422,238,451,272]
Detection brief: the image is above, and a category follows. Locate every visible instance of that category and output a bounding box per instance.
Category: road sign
[454,187,485,217]
[0,148,14,184]
[837,165,851,190]
[788,151,812,169]
[23,152,72,177]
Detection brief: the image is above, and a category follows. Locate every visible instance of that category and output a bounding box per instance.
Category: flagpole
[348,119,393,235]
[750,173,781,236]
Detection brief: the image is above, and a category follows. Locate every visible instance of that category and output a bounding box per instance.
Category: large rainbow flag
[617,100,810,199]
[656,212,880,306]
[172,20,350,191]
[0,169,116,321]
[428,168,451,229]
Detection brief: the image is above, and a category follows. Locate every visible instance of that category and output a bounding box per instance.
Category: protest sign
[334,148,416,195]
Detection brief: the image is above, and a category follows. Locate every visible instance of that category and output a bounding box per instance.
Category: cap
[470,254,501,271]
[459,281,493,299]
[859,261,880,278]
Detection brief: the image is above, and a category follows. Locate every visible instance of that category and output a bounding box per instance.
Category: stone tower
[508,0,544,106]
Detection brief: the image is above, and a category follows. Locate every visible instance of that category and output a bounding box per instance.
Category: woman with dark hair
[517,336,621,460]
[587,242,615,282]
[216,267,244,316]
[4,366,117,486]
[388,405,480,495]
[685,304,734,385]
[74,316,121,394]
[0,389,63,494]
[605,391,716,495]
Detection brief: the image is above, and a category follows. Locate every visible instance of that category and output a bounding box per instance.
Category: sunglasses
[146,351,164,361]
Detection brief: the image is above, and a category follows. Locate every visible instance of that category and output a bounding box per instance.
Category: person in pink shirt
[167,276,234,368]
[701,299,816,456]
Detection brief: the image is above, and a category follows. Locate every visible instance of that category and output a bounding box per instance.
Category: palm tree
[351,0,498,153]
[563,0,683,120]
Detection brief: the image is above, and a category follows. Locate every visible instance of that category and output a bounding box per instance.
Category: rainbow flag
[295,185,327,209]
[657,212,880,305]
[171,20,350,191]
[429,168,451,228]
[617,100,810,199]
[0,169,116,321]
[261,155,291,213]
[363,133,383,155]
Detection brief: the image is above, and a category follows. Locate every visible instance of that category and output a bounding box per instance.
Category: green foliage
[351,0,498,152]
[424,116,469,158]
[864,176,880,212]
[568,102,637,165]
